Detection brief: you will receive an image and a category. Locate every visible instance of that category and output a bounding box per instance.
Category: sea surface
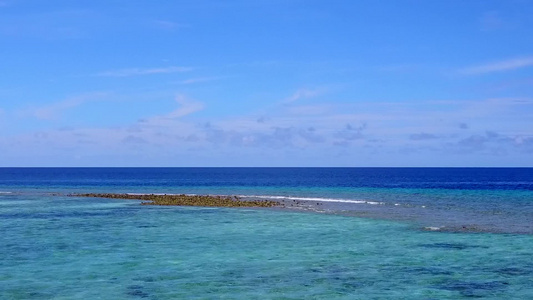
[1,167,532,299]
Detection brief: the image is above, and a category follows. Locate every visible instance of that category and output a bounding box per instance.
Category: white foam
[241,195,384,205]
[424,226,442,231]
[0,191,12,194]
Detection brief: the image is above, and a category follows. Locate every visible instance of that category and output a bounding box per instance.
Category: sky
[1,0,533,167]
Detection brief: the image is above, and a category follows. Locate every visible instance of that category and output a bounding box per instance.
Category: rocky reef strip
[74,193,283,208]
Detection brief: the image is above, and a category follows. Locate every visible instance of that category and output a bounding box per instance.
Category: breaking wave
[241,195,384,205]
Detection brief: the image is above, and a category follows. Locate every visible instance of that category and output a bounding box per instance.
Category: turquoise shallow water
[1,193,532,299]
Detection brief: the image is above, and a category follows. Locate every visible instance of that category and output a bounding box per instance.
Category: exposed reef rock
[74,193,283,208]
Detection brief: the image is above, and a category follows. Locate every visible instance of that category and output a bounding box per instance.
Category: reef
[74,193,283,208]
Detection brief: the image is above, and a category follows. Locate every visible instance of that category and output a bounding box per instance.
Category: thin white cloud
[144,95,205,125]
[286,104,332,115]
[97,66,192,77]
[178,77,221,85]
[21,93,107,120]
[485,97,533,105]
[167,95,204,118]
[461,57,533,75]
[284,88,322,103]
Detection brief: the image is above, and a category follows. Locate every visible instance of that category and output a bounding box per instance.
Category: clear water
[1,168,532,299]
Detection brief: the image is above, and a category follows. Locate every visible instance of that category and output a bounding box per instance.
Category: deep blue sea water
[1,168,532,299]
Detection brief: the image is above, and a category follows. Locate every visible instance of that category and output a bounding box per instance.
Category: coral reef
[74,193,282,208]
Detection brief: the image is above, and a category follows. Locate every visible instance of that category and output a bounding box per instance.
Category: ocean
[1,167,532,299]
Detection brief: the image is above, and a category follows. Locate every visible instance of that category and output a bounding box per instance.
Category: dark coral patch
[74,193,283,208]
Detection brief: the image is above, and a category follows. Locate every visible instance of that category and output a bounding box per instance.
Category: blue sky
[1,0,532,166]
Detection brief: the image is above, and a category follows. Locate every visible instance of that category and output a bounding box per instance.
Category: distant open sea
[1,167,532,299]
